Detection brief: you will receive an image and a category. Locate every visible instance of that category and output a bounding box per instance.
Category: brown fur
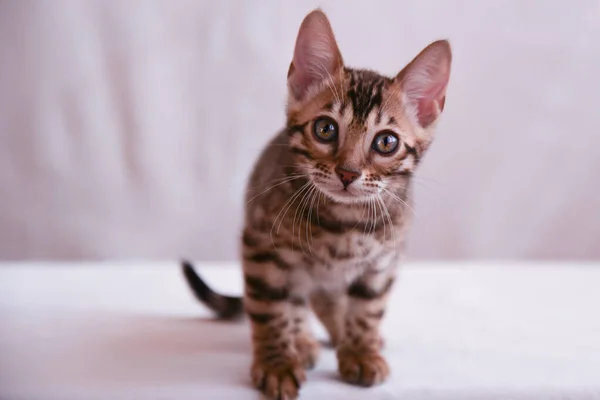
[186,9,451,400]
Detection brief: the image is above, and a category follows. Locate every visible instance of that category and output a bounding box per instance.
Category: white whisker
[315,190,322,227]
[370,196,378,236]
[303,184,319,252]
[382,187,417,218]
[246,174,306,204]
[294,182,316,254]
[316,61,341,105]
[375,195,386,240]
[378,195,397,255]
[270,181,312,249]
[362,198,369,237]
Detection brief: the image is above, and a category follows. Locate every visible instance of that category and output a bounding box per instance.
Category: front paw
[251,357,306,400]
[337,349,389,387]
[328,334,384,350]
[295,335,320,369]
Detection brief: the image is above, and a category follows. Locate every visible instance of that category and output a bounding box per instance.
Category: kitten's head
[286,10,451,204]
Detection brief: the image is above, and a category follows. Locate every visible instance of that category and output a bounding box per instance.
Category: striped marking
[347,277,395,300]
[247,312,277,324]
[290,146,314,160]
[245,275,289,302]
[244,251,292,270]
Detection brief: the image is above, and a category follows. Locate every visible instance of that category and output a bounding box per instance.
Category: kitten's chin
[318,185,372,205]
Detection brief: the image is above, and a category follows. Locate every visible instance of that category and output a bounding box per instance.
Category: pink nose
[335,166,361,188]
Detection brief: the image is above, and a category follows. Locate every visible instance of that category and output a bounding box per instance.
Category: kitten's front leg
[290,297,321,369]
[337,270,395,387]
[243,260,306,400]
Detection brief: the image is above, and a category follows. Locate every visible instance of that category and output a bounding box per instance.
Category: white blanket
[1,262,599,399]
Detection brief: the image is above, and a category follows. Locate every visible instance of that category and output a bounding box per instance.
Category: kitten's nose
[335,166,361,188]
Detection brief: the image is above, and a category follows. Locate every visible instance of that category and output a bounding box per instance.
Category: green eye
[313,117,338,142]
[372,131,399,155]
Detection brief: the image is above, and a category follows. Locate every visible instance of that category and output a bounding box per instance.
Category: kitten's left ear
[287,10,344,101]
[396,40,452,128]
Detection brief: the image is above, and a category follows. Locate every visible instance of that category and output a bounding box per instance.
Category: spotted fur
[182,9,451,399]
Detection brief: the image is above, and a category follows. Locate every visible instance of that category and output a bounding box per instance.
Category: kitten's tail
[180,260,244,319]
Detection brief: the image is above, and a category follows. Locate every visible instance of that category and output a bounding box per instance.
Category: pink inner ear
[438,96,446,112]
[415,78,448,127]
[288,10,343,100]
[289,37,332,99]
[416,98,440,128]
[400,41,451,128]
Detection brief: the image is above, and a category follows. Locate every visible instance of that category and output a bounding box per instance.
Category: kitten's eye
[372,131,400,155]
[313,117,338,142]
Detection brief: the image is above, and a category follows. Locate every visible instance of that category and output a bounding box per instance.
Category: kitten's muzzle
[335,166,361,188]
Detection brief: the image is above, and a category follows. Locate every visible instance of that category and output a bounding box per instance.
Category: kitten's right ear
[288,10,344,101]
[395,40,452,129]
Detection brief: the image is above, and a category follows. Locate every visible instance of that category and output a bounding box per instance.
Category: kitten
[182,9,451,400]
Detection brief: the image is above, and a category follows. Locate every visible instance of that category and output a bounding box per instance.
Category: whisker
[300,183,318,254]
[306,185,320,251]
[370,196,378,236]
[361,198,369,238]
[381,82,403,115]
[246,173,306,191]
[293,183,308,252]
[286,182,312,239]
[338,62,345,108]
[387,174,446,192]
[270,181,312,249]
[293,182,316,254]
[413,174,445,186]
[352,196,368,230]
[316,61,341,105]
[365,198,372,236]
[382,187,417,218]
[246,175,306,204]
[375,195,386,241]
[315,190,322,227]
[378,195,396,254]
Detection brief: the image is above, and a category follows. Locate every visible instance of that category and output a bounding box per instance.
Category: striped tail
[181,260,244,319]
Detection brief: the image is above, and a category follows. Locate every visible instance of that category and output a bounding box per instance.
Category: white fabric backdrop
[0,0,599,261]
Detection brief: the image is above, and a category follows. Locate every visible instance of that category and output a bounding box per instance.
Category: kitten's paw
[328,334,384,350]
[251,357,306,400]
[337,349,389,387]
[295,335,320,369]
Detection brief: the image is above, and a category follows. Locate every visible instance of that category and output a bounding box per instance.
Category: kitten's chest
[306,230,396,285]
[284,202,406,286]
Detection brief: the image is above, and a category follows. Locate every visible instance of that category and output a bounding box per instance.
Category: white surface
[1,1,600,261]
[1,262,600,399]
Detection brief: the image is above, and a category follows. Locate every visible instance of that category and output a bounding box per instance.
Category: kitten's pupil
[314,117,338,142]
[321,124,335,138]
[373,132,399,154]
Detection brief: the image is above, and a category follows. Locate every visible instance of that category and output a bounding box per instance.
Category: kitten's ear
[396,40,452,128]
[287,10,343,101]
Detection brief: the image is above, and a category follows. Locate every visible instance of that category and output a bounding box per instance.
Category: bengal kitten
[182,9,451,400]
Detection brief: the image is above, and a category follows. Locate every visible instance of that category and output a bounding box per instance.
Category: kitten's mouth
[317,183,371,204]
